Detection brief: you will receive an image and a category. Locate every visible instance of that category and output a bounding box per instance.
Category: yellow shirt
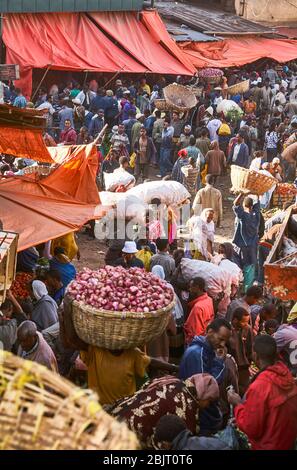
[141,84,151,95]
[80,347,150,405]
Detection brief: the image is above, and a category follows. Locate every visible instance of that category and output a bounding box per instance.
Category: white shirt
[232,144,241,163]
[37,101,55,115]
[76,90,96,106]
[207,119,222,142]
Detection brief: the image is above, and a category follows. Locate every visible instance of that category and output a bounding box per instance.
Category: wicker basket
[231,165,277,196]
[154,99,170,111]
[163,84,197,112]
[0,351,139,450]
[197,68,223,83]
[227,80,250,96]
[71,297,175,350]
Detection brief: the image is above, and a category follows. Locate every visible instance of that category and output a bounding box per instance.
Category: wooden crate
[0,231,19,304]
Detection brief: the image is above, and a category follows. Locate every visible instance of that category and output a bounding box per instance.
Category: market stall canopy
[0,144,104,251]
[3,11,195,98]
[0,104,53,163]
[178,37,297,68]
[89,11,196,75]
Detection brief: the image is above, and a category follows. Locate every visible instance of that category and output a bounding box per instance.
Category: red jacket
[60,127,77,145]
[184,293,214,345]
[235,361,297,450]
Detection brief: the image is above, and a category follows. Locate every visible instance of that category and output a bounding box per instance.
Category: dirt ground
[73,173,235,271]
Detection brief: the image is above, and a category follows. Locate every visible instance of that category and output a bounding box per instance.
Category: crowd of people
[1,61,297,450]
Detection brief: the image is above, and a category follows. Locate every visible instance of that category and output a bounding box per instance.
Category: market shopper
[150,238,175,282]
[134,126,156,182]
[232,192,260,291]
[30,280,59,331]
[17,320,58,372]
[192,175,223,227]
[159,118,174,177]
[228,335,297,450]
[205,141,226,183]
[59,119,77,145]
[184,277,214,345]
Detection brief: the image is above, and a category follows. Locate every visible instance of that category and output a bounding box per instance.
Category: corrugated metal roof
[164,21,220,42]
[0,0,143,13]
[155,1,275,36]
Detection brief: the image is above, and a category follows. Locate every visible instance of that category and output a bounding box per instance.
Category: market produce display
[275,183,297,195]
[197,68,223,80]
[10,272,33,299]
[67,266,174,313]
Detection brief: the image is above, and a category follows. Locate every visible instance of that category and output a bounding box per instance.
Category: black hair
[54,246,66,256]
[232,307,249,321]
[155,110,161,118]
[156,238,169,252]
[189,136,196,146]
[254,335,277,363]
[46,269,62,282]
[260,303,277,318]
[264,319,279,333]
[243,196,254,209]
[0,299,13,311]
[191,277,206,291]
[154,415,186,444]
[205,174,214,185]
[164,117,171,124]
[246,286,263,299]
[221,242,234,261]
[207,318,231,333]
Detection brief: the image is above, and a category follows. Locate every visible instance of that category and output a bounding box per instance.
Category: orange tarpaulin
[3,12,146,98]
[0,144,103,251]
[179,37,297,68]
[89,11,196,76]
[0,127,53,163]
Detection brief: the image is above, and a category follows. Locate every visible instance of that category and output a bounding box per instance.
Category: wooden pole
[83,70,88,87]
[104,67,126,89]
[93,123,108,144]
[31,65,51,102]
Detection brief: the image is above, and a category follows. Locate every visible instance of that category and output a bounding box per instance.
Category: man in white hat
[114,241,144,269]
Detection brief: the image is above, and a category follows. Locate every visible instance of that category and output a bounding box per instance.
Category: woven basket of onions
[66,267,175,350]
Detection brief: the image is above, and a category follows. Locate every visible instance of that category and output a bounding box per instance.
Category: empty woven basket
[231,165,277,196]
[163,84,197,112]
[0,351,139,450]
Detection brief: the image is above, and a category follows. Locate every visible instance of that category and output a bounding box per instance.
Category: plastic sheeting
[179,37,297,68]
[3,12,146,98]
[89,11,196,75]
[0,144,104,251]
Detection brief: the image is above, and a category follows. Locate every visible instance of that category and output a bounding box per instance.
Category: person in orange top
[243,97,257,115]
[184,277,215,345]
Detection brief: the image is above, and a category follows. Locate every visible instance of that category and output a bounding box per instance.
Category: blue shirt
[13,96,27,108]
[233,202,260,248]
[58,106,74,130]
[179,336,225,384]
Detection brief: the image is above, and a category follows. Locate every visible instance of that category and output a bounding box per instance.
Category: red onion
[67,267,174,313]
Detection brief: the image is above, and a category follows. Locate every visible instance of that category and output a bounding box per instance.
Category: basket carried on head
[163,84,197,112]
[70,296,175,350]
[231,165,277,196]
[0,351,139,450]
[227,79,250,96]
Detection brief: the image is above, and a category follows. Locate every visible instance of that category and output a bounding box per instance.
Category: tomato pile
[276,183,297,196]
[11,272,33,299]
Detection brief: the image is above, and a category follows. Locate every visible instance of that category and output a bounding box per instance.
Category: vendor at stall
[114,241,144,269]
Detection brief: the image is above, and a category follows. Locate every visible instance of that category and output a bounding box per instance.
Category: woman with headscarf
[49,246,76,288]
[186,214,209,260]
[30,280,59,331]
[147,265,177,362]
[106,373,221,448]
[171,148,189,184]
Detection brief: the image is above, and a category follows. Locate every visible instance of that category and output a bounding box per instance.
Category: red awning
[89,11,196,76]
[179,37,297,68]
[3,12,146,97]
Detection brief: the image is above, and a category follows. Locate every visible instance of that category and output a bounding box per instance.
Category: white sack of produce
[180,258,231,298]
[217,99,243,116]
[104,169,135,192]
[99,191,147,223]
[127,181,190,206]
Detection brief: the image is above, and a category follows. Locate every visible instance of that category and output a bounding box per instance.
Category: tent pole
[83,71,88,87]
[104,67,126,89]
[31,65,51,102]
